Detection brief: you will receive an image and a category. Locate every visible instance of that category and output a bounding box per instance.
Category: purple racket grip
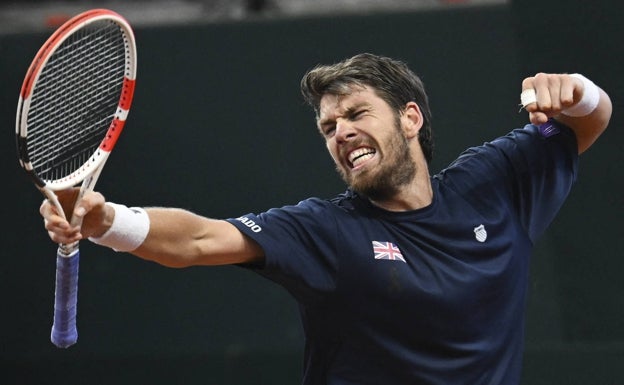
[51,251,79,348]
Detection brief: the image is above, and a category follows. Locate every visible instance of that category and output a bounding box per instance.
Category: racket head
[15,8,137,191]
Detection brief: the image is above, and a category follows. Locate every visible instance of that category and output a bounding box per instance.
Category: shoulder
[434,121,578,204]
[441,121,577,176]
[270,189,361,215]
[239,190,361,232]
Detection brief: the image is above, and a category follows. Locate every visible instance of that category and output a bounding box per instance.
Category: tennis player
[41,53,611,384]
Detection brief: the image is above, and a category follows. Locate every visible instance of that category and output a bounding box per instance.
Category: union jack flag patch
[372,241,406,263]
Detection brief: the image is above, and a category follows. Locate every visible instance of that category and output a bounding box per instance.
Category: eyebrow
[317,101,371,127]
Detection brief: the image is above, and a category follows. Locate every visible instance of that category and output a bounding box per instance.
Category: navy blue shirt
[227,121,578,385]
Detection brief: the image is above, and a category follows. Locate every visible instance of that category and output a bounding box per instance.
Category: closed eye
[320,124,335,137]
[348,109,366,121]
[318,106,368,137]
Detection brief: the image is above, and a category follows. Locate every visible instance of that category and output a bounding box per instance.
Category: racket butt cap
[51,328,78,348]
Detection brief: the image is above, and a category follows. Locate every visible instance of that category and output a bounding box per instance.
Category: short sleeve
[439,120,578,242]
[226,198,340,303]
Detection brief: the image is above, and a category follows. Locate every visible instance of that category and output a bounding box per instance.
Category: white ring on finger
[520,88,537,108]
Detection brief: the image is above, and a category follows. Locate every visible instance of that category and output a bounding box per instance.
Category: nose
[335,119,357,143]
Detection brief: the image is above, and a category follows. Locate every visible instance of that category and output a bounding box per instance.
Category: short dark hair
[300,53,434,163]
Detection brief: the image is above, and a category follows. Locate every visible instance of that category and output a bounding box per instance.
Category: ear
[401,101,424,140]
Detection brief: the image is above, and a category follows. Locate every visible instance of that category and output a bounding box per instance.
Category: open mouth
[348,147,376,168]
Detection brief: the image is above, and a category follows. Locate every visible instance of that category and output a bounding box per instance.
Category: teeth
[349,148,375,167]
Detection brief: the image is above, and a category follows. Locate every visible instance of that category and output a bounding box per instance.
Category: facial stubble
[337,117,416,201]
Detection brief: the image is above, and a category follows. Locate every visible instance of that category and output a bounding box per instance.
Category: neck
[369,165,433,212]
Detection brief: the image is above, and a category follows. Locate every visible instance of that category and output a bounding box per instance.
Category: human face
[317,86,416,200]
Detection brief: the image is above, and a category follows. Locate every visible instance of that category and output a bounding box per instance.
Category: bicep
[198,220,265,265]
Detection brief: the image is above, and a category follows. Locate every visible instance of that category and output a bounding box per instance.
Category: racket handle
[50,250,80,348]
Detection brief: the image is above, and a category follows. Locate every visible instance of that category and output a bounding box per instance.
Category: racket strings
[27,20,129,183]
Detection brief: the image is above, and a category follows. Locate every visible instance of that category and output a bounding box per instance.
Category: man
[41,53,611,384]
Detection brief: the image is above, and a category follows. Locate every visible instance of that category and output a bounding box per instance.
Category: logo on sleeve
[372,241,406,263]
[538,122,560,138]
[235,216,262,233]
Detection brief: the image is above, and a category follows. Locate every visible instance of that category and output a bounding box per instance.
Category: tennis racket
[15,9,137,348]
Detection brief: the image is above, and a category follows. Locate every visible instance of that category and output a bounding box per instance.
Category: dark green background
[1,1,622,384]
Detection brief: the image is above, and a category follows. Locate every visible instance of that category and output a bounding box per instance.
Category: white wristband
[562,73,600,117]
[88,202,150,252]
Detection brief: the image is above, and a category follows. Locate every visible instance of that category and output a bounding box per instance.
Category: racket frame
[14,8,137,347]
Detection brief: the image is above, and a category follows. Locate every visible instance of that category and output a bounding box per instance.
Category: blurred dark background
[1,0,622,384]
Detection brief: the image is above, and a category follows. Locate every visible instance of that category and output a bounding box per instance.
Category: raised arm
[41,189,264,268]
[521,73,612,154]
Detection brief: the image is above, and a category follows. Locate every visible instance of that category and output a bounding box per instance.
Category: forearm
[92,205,263,268]
[133,207,215,267]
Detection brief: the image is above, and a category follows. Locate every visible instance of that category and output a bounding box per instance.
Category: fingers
[71,191,105,222]
[40,189,107,244]
[520,73,580,125]
[41,200,81,244]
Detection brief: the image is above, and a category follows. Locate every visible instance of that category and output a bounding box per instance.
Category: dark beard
[337,121,416,201]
